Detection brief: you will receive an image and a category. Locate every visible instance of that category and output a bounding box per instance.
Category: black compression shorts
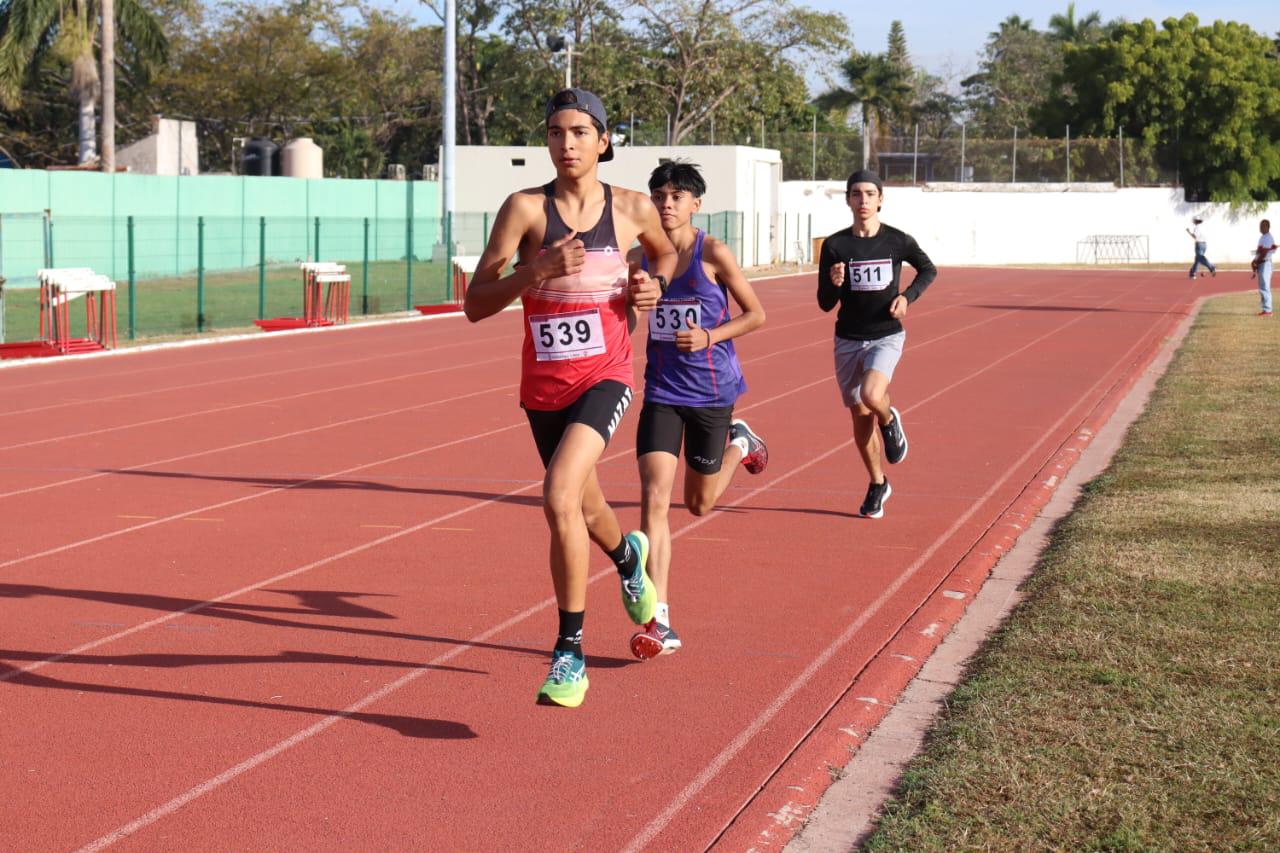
[523,380,633,468]
[636,401,734,475]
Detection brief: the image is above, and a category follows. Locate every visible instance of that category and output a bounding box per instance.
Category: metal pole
[257,217,265,319]
[197,216,205,332]
[760,116,765,148]
[406,181,415,310]
[710,114,715,146]
[482,211,490,246]
[630,110,635,145]
[1011,126,1018,183]
[445,211,454,303]
[666,113,671,146]
[811,111,817,181]
[362,217,369,314]
[1119,126,1125,187]
[565,33,572,88]
[101,0,115,174]
[960,122,966,182]
[912,123,919,184]
[127,215,135,339]
[1066,124,1071,184]
[313,216,320,262]
[442,0,456,228]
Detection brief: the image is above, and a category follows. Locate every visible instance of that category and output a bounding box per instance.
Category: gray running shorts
[833,332,905,408]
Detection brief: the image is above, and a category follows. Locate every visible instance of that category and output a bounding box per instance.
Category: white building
[451,145,782,266]
[117,117,199,176]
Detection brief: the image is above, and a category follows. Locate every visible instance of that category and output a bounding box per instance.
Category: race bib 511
[648,298,702,342]
[529,308,606,361]
[846,258,893,291]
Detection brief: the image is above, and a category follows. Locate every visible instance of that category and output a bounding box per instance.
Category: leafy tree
[629,0,847,144]
[1040,14,1280,201]
[1047,2,1102,44]
[814,50,911,168]
[962,14,1060,133]
[0,0,167,163]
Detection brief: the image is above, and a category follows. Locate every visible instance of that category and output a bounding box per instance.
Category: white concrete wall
[453,145,781,265]
[118,117,199,176]
[780,182,1280,266]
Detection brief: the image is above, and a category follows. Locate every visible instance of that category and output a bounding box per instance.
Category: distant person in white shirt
[1252,219,1274,316]
[1186,216,1216,279]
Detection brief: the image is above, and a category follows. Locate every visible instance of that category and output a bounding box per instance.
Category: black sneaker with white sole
[860,478,892,518]
[880,406,908,464]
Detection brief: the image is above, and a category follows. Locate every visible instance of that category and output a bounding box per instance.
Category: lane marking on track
[0,354,516,453]
[70,277,1160,851]
[0,413,525,576]
[432,527,473,532]
[0,382,517,501]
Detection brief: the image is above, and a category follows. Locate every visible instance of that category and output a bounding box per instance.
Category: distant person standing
[1252,219,1274,317]
[1186,216,1216,279]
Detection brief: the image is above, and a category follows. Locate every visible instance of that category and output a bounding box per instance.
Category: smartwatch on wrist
[653,274,669,294]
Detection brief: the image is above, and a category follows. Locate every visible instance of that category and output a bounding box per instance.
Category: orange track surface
[0,269,1237,851]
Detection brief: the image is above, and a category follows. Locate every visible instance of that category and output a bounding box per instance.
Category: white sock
[656,602,670,625]
[729,436,749,457]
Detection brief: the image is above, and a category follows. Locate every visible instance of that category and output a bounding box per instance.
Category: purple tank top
[643,230,747,407]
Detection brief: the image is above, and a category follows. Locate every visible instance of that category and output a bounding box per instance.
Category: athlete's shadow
[746,505,862,519]
[0,662,477,739]
[98,468,642,510]
[0,583,639,670]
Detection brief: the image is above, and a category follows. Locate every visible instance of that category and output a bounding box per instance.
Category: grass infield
[863,291,1280,851]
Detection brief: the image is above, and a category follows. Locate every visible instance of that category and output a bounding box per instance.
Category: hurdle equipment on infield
[254,262,351,332]
[416,255,475,316]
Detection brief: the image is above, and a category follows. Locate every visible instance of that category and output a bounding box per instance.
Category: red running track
[0,269,1240,851]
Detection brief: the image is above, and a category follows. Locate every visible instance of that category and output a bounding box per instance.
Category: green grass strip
[864,292,1280,851]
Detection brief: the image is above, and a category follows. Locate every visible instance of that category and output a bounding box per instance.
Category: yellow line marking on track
[361,524,403,529]
[432,527,473,532]
[117,514,157,520]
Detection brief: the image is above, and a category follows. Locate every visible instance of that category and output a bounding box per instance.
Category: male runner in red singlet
[464,88,677,707]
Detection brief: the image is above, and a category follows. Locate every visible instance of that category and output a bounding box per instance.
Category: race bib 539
[529,308,606,361]
[846,259,893,291]
[648,298,701,342]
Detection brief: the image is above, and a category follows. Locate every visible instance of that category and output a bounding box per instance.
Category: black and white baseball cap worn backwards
[545,88,614,162]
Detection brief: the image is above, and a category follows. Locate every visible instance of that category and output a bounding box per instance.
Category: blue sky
[383,1,1275,90]
[819,1,1275,86]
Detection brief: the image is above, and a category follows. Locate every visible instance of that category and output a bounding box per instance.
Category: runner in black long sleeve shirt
[816,170,937,518]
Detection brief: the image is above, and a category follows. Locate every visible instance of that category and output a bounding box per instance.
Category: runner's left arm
[889,235,938,320]
[624,197,676,328]
[701,237,765,345]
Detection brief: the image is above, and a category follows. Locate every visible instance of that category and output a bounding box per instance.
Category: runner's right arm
[463,193,583,322]
[817,239,843,312]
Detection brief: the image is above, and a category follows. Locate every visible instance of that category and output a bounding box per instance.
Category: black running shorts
[523,379,633,468]
[636,401,734,475]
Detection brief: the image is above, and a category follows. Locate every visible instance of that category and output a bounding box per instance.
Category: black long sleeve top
[817,223,937,340]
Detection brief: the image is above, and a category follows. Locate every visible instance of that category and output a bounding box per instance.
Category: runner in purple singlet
[625,161,768,659]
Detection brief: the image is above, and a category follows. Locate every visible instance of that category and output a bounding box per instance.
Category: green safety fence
[0,213,454,341]
[0,208,746,344]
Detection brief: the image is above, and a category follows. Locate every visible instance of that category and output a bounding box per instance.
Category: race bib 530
[846,259,893,291]
[529,308,606,361]
[648,298,701,342]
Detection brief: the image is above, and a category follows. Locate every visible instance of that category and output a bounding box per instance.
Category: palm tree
[1047,2,1102,44]
[0,0,167,164]
[814,50,912,170]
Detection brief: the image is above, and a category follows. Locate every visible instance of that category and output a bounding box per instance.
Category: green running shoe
[620,530,656,625]
[536,650,588,708]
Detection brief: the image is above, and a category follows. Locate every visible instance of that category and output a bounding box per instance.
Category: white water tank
[281,137,323,178]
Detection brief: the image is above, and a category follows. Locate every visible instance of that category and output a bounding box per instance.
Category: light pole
[550,35,576,89]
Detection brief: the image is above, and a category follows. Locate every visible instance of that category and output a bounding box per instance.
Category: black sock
[607,537,636,577]
[555,609,584,657]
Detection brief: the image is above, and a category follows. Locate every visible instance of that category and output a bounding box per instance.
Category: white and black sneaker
[860,478,892,519]
[880,406,908,464]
